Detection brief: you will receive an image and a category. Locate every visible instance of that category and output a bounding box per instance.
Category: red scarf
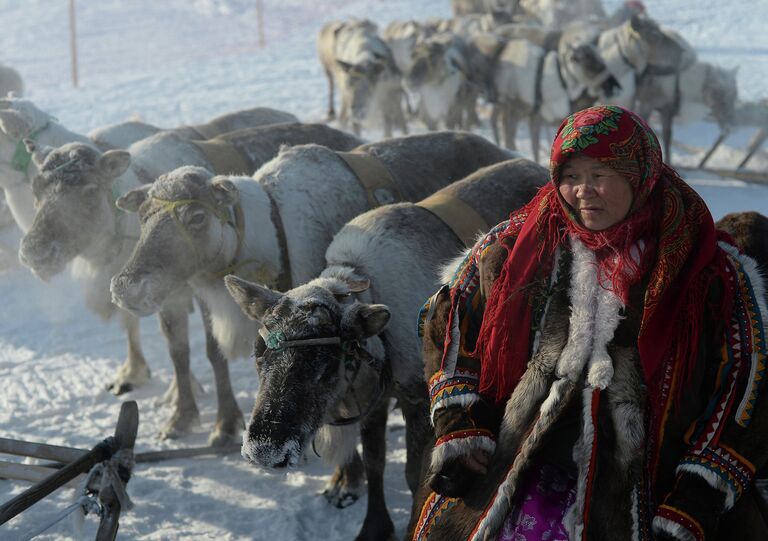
[474,105,729,409]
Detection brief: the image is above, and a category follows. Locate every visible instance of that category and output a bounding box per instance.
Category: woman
[411,105,768,540]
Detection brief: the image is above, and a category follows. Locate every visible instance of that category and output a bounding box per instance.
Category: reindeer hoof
[208,428,239,448]
[322,478,363,508]
[107,382,134,395]
[107,362,151,396]
[208,415,244,447]
[159,410,201,440]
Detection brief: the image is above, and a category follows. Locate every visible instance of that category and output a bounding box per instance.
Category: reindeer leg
[107,310,151,395]
[491,104,501,145]
[503,105,518,151]
[325,68,336,121]
[397,382,433,495]
[157,299,201,440]
[355,398,394,541]
[198,298,244,447]
[530,112,542,164]
[322,450,365,508]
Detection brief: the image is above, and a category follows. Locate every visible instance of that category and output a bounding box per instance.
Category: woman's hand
[427,449,491,497]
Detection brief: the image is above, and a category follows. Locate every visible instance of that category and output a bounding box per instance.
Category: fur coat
[410,222,768,541]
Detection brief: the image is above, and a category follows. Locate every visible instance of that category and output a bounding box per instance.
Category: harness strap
[264,188,293,291]
[151,197,255,280]
[12,122,49,173]
[336,151,403,209]
[416,192,489,248]
[532,51,547,114]
[186,123,220,141]
[191,139,251,175]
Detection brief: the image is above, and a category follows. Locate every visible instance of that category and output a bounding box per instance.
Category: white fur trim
[564,386,598,539]
[677,463,737,510]
[430,435,496,472]
[430,392,480,424]
[557,237,600,381]
[652,516,698,541]
[557,237,623,388]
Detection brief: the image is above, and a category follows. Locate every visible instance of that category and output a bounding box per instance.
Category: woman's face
[558,154,634,231]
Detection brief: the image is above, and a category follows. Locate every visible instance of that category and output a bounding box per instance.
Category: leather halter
[151,197,256,278]
[260,327,387,427]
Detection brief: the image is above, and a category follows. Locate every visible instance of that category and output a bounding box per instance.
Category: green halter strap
[11,122,50,174]
[151,197,266,282]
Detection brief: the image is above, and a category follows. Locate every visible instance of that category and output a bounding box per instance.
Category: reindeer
[18,123,361,446]
[0,96,297,233]
[491,38,619,161]
[224,157,547,541]
[318,19,407,137]
[563,14,697,109]
[405,33,486,131]
[636,60,738,165]
[109,131,516,508]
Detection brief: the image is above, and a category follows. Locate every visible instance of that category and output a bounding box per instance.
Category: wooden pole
[95,401,139,541]
[0,439,114,524]
[69,0,79,87]
[0,437,87,464]
[0,402,138,526]
[256,0,265,48]
[0,461,82,489]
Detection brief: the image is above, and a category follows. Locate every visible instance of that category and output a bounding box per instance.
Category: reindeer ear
[23,139,54,168]
[341,303,390,339]
[346,278,370,293]
[97,150,131,179]
[116,184,151,213]
[210,177,239,206]
[0,110,30,139]
[224,274,282,321]
[336,60,356,74]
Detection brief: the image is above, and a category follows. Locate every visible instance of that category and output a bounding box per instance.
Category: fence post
[69,0,79,87]
[257,0,265,48]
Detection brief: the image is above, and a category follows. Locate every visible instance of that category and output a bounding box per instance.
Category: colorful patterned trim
[435,428,495,448]
[412,491,459,541]
[678,444,755,507]
[727,253,768,427]
[428,369,480,418]
[654,504,705,541]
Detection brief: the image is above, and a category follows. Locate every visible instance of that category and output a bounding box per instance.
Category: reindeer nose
[110,273,150,310]
[19,240,60,272]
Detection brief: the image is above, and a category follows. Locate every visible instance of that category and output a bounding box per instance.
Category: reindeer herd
[0,1,763,540]
[323,0,742,163]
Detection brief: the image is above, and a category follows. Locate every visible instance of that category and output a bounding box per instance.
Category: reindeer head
[110,166,242,316]
[19,142,130,280]
[226,274,390,469]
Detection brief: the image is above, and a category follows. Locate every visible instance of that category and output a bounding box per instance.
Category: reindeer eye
[187,210,206,227]
[82,184,99,196]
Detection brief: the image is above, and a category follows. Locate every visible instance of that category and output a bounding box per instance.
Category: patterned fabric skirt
[497,463,576,541]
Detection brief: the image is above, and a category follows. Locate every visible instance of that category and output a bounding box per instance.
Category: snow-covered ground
[0,1,766,540]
